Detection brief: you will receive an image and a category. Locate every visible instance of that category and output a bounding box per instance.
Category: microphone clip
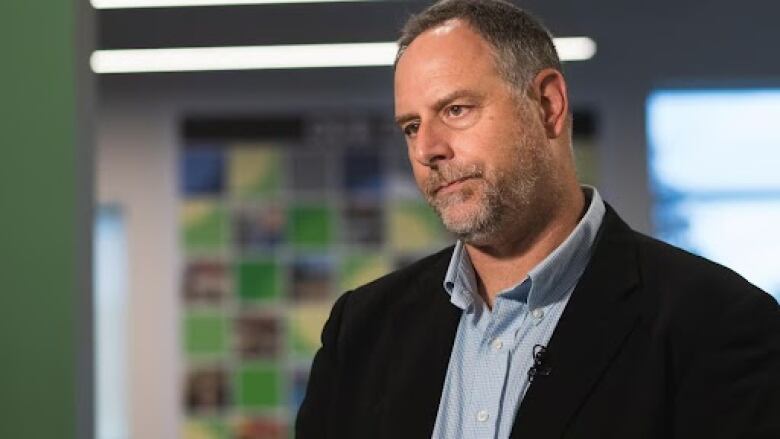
[528,344,551,383]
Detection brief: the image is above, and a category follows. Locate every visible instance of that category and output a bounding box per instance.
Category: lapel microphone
[528,344,551,382]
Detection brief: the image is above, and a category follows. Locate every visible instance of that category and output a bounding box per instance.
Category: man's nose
[413,121,454,167]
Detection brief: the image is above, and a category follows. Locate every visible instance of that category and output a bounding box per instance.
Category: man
[296,0,780,438]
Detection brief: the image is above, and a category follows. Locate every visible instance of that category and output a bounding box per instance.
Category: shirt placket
[466,299,513,439]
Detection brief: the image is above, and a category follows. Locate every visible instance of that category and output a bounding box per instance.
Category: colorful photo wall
[178,115,453,439]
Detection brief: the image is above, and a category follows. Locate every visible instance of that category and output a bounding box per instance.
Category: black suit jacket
[296,206,780,438]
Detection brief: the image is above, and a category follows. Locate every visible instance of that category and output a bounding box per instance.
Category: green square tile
[288,205,333,248]
[228,146,283,198]
[388,200,445,252]
[340,252,391,291]
[184,313,228,356]
[288,304,330,357]
[183,417,229,439]
[181,200,228,251]
[236,363,282,408]
[236,260,280,301]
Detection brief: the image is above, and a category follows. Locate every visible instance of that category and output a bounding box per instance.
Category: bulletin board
[178,114,453,439]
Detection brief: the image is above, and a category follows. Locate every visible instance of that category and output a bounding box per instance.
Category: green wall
[0,2,89,438]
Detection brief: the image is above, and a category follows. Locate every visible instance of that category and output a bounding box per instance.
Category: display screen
[647,89,780,301]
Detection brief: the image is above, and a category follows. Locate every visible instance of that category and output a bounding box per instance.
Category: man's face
[394,19,556,245]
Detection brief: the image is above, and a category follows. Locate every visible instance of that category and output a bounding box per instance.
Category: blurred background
[2,1,779,438]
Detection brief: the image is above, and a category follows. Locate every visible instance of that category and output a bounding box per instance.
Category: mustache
[423,163,484,196]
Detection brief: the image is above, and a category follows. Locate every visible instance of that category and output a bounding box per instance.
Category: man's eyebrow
[432,90,483,112]
[394,90,484,127]
[394,112,418,128]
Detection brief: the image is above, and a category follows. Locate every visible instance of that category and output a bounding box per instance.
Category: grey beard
[427,157,544,246]
[431,179,505,244]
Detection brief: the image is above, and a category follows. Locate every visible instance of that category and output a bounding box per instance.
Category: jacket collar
[379,248,461,438]
[510,204,642,438]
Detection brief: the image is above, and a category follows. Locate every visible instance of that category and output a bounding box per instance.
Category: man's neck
[465,189,586,309]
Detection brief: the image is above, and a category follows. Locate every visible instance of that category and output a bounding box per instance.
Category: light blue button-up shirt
[431,187,606,439]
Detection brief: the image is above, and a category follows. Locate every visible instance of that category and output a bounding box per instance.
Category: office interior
[3,1,779,438]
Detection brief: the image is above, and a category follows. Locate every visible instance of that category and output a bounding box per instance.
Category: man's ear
[531,68,569,139]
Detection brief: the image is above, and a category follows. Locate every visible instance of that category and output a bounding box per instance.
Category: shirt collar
[443,239,479,310]
[443,185,606,311]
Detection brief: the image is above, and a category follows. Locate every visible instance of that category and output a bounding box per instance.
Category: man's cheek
[411,167,429,191]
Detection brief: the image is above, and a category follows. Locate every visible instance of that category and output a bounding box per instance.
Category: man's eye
[447,105,468,117]
[403,122,420,137]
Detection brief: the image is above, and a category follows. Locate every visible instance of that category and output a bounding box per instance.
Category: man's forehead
[398,19,486,64]
[428,18,464,37]
[394,21,500,114]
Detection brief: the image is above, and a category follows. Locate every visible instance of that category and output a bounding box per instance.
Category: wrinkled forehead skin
[394,19,511,119]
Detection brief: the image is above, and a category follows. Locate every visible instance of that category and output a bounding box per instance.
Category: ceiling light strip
[91,0,371,9]
[90,43,399,73]
[554,37,597,62]
[90,38,596,74]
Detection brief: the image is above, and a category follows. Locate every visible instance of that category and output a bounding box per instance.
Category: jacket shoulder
[627,229,778,346]
[340,245,455,314]
[631,230,769,300]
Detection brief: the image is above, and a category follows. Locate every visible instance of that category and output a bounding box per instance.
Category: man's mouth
[434,176,475,195]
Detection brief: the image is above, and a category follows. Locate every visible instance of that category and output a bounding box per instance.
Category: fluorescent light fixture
[91,0,371,9]
[553,37,597,62]
[90,42,399,73]
[90,37,596,74]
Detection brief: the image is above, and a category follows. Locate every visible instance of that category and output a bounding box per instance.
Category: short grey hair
[396,0,561,97]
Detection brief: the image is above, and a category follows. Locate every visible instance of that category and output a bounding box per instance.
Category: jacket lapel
[510,206,643,438]
[379,249,463,439]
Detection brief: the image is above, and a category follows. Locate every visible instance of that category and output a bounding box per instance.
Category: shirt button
[532,308,544,319]
[476,410,490,422]
[491,338,503,350]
